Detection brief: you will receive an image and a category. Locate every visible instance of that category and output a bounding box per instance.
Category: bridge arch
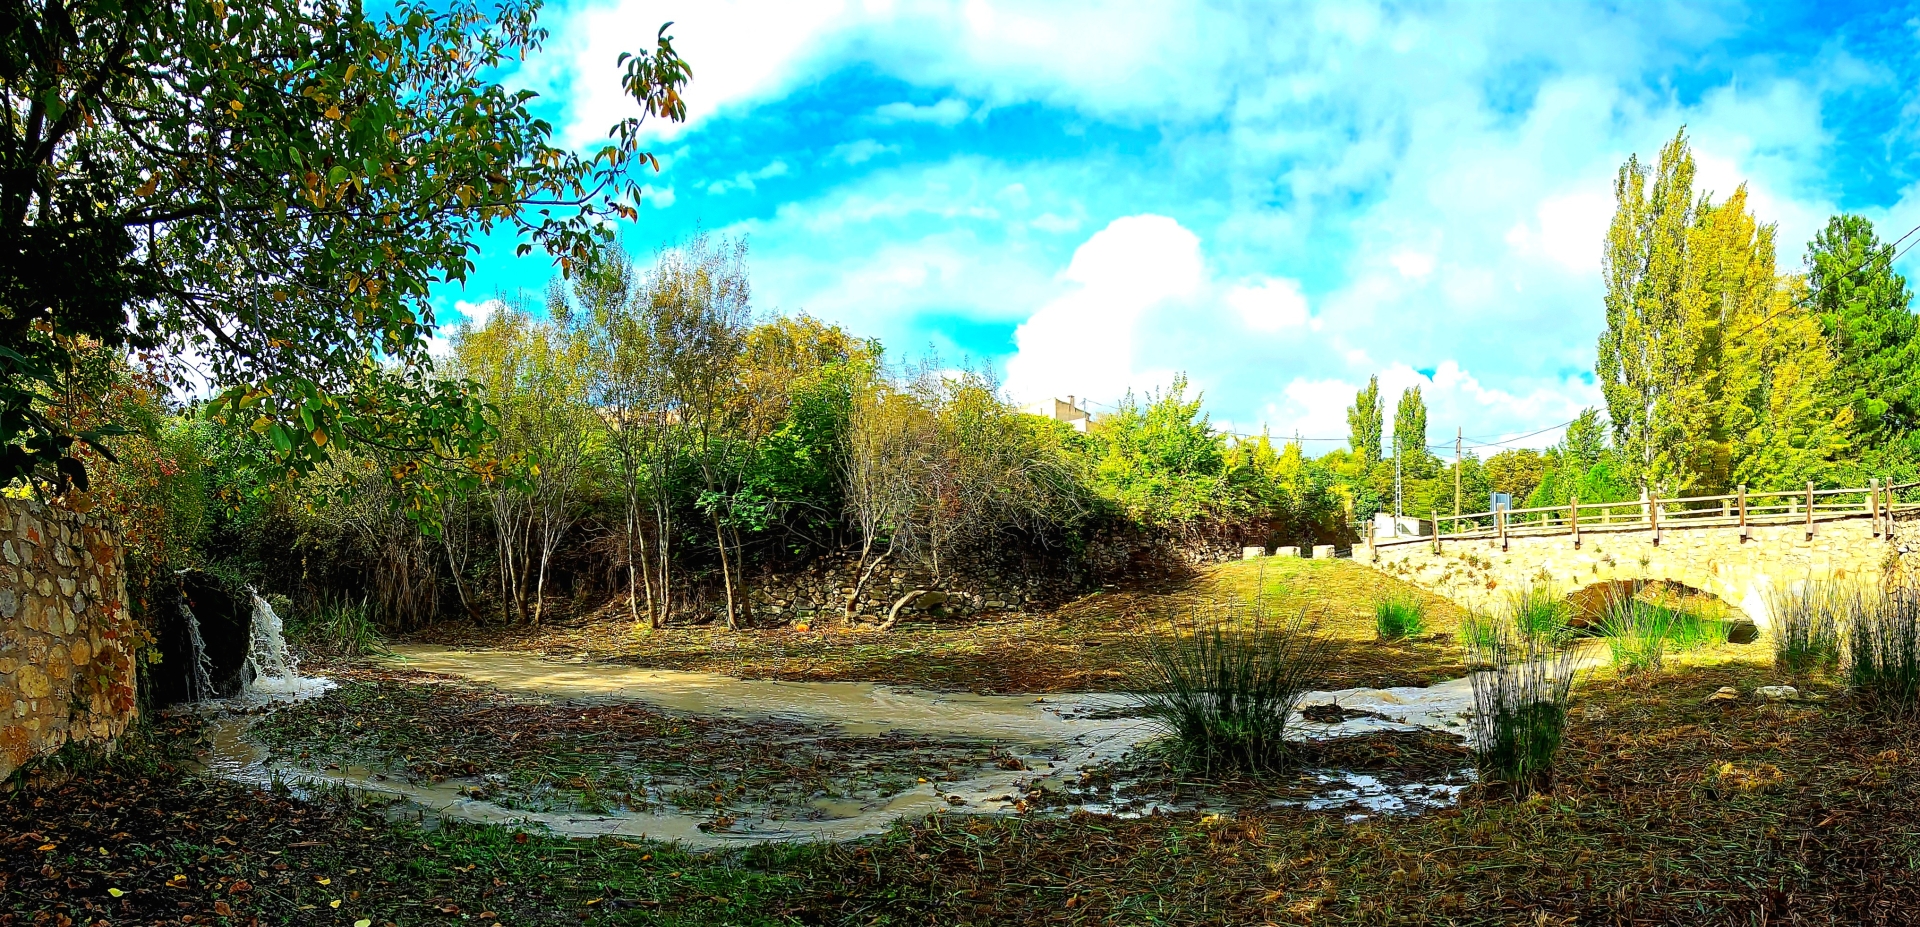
[1363,490,1915,630]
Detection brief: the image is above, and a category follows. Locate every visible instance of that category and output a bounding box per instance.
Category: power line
[1715,219,1920,344]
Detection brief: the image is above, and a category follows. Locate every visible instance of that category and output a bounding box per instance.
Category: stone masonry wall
[0,496,139,783]
[750,555,1076,623]
[1363,515,1896,628]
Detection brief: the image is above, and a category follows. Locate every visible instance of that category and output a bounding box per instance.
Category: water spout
[240,589,330,702]
[181,599,216,704]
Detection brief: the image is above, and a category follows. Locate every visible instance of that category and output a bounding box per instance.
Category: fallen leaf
[355,921,372,927]
[107,888,124,898]
[330,899,342,909]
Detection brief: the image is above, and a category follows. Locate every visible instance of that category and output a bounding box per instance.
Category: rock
[1725,620,1760,645]
[1753,685,1798,702]
[1705,686,1740,703]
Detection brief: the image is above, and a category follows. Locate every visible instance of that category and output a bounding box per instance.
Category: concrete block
[1311,545,1336,559]
[1241,546,1266,560]
[1276,546,1301,558]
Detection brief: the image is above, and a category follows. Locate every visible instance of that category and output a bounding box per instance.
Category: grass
[1770,581,1844,674]
[288,597,387,658]
[1847,586,1920,715]
[1464,620,1577,794]
[1129,597,1327,773]
[404,557,1469,693]
[1506,583,1573,642]
[1595,594,1729,674]
[1372,593,1427,639]
[15,654,1920,926]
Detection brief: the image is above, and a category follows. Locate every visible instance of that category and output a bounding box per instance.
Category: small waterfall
[242,589,322,698]
[181,600,217,703]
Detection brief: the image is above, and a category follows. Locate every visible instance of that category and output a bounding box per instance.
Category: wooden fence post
[1871,477,1881,537]
[1570,496,1580,548]
[1806,481,1815,540]
[1738,484,1748,542]
[1650,492,1660,546]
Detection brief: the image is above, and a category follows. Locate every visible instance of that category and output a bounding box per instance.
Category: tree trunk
[845,545,890,619]
[713,511,737,630]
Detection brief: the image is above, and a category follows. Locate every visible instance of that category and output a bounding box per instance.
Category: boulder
[1725,620,1760,645]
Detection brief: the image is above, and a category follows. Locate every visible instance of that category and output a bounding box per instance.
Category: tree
[1598,129,1698,493]
[1484,449,1546,507]
[1806,214,1919,448]
[1,0,689,500]
[1347,375,1384,466]
[1392,385,1428,464]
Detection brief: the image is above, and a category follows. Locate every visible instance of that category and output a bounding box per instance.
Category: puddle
[187,644,1568,846]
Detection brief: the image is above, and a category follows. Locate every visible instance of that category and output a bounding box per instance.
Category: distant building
[1020,395,1093,432]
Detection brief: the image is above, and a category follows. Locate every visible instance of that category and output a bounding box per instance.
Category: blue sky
[434,0,1920,453]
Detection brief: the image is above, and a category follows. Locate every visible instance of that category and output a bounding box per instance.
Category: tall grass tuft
[1770,582,1843,674]
[1847,586,1920,715]
[290,597,386,657]
[1506,584,1571,642]
[1131,599,1328,774]
[1374,593,1428,640]
[1595,592,1727,674]
[1466,620,1577,794]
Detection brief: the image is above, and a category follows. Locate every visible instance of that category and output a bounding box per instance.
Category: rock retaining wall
[0,496,139,783]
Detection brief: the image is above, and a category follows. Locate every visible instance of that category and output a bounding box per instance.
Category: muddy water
[191,644,1540,848]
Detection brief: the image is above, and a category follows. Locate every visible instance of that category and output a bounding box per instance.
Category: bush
[1131,598,1327,774]
[1465,621,1577,794]
[1847,587,1920,714]
[1770,582,1843,674]
[1374,594,1427,640]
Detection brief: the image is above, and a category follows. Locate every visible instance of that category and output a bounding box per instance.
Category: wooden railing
[1370,480,1920,551]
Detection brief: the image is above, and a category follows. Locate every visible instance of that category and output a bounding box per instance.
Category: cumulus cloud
[1003,215,1203,403]
[491,0,1903,447]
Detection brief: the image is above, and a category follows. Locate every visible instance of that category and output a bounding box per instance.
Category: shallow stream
[191,644,1510,848]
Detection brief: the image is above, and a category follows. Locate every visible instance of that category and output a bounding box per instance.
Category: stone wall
[1363,514,1897,628]
[0,496,139,783]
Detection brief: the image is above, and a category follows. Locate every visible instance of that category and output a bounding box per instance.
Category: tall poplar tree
[1393,385,1428,464]
[1346,375,1384,465]
[1598,129,1700,493]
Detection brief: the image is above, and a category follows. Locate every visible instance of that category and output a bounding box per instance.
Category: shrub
[1465,620,1577,794]
[1506,584,1571,642]
[1374,594,1428,640]
[1770,582,1843,674]
[1847,586,1920,715]
[1131,598,1327,774]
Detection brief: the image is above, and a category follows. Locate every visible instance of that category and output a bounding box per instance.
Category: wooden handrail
[1371,479,1920,548]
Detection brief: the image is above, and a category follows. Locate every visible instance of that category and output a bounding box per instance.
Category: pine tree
[1806,215,1919,447]
[1346,375,1384,466]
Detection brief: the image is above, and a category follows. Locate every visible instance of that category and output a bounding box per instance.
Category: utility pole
[1454,427,1462,518]
[1394,448,1403,529]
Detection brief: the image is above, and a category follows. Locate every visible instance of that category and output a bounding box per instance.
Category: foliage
[1130,596,1327,774]
[0,0,688,503]
[1806,215,1919,449]
[1484,449,1546,508]
[1392,385,1428,465]
[1088,375,1233,530]
[287,597,386,658]
[1346,375,1384,466]
[1373,594,1427,640]
[1464,617,1576,794]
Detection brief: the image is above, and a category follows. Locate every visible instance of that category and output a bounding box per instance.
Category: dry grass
[407,558,1470,693]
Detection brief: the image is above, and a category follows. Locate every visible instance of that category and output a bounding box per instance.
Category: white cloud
[705,159,791,196]
[1224,277,1311,332]
[830,138,897,164]
[1004,215,1203,403]
[873,97,972,125]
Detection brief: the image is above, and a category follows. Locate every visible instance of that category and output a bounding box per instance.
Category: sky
[433,0,1920,456]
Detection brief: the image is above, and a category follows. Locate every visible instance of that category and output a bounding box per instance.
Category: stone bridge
[1360,483,1920,628]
